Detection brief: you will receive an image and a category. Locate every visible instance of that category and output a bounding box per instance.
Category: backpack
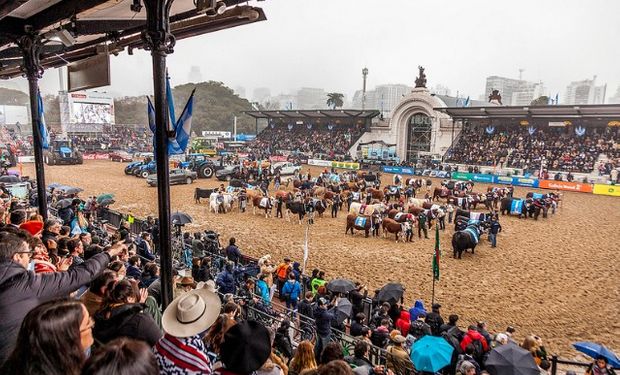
[471,339,485,363]
[408,320,428,339]
[441,327,462,354]
[425,313,442,335]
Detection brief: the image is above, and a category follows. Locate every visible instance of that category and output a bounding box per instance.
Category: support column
[18,32,48,219]
[143,0,176,308]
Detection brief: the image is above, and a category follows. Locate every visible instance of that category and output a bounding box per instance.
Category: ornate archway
[406,113,432,160]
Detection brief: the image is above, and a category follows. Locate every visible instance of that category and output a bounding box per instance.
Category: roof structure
[435,104,620,120]
[0,0,266,79]
[244,109,381,120]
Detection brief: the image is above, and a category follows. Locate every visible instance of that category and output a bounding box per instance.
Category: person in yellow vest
[310,271,326,295]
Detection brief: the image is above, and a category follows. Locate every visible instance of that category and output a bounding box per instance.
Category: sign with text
[382,166,416,175]
[538,180,592,193]
[592,184,620,197]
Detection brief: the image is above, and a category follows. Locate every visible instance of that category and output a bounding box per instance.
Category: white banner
[307,159,332,167]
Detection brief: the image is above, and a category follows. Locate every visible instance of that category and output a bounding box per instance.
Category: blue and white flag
[555,93,559,106]
[37,91,50,149]
[169,89,195,154]
[166,74,176,133]
[463,96,470,107]
[547,96,554,105]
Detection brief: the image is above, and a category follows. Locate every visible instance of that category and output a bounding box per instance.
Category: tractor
[44,140,83,166]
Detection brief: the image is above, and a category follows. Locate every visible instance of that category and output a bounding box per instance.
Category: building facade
[564,77,607,105]
[296,87,326,109]
[484,75,544,106]
[352,84,413,118]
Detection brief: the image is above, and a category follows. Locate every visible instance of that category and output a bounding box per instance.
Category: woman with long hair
[204,313,237,355]
[81,337,159,375]
[1,299,93,375]
[93,279,161,347]
[289,340,317,375]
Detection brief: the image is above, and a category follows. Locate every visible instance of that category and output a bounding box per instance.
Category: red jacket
[460,329,489,352]
[395,310,410,336]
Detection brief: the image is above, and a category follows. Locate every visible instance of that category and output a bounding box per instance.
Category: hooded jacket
[0,252,111,363]
[93,303,162,347]
[460,328,489,352]
[408,300,427,320]
[395,310,411,336]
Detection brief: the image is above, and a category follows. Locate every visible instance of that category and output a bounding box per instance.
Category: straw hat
[162,289,221,338]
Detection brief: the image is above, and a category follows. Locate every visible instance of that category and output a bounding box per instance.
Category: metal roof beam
[0,0,30,21]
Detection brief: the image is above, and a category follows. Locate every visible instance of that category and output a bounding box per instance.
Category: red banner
[538,180,593,193]
[269,155,288,162]
[82,152,110,160]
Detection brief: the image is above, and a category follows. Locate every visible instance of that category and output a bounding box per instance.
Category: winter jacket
[0,252,111,363]
[257,279,271,305]
[136,238,155,261]
[216,270,236,294]
[281,280,301,301]
[225,245,241,263]
[126,264,142,280]
[395,310,411,336]
[408,299,427,320]
[297,299,314,319]
[371,325,390,348]
[425,311,445,336]
[93,303,162,347]
[350,321,366,337]
[460,328,489,353]
[314,307,336,337]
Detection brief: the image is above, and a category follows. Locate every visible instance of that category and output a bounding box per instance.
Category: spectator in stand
[81,269,117,316]
[126,255,142,280]
[386,333,414,374]
[314,297,337,359]
[459,325,489,363]
[0,231,126,363]
[216,262,236,295]
[135,232,155,261]
[281,272,302,315]
[141,261,159,288]
[289,340,318,375]
[350,313,368,337]
[425,303,444,336]
[204,313,237,355]
[1,299,94,375]
[93,278,161,346]
[68,238,85,267]
[81,337,159,375]
[214,320,272,375]
[395,310,411,336]
[585,356,618,375]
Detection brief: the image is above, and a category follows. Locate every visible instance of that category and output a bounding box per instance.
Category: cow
[274,190,294,202]
[286,201,307,224]
[452,223,483,259]
[307,198,328,218]
[387,209,416,224]
[209,192,234,213]
[500,197,530,218]
[408,198,428,208]
[195,188,215,203]
[383,185,401,202]
[382,217,405,242]
[252,196,274,218]
[345,213,381,237]
[432,186,451,201]
[349,202,387,216]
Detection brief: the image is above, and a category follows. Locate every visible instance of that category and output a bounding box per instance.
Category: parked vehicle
[215,165,242,181]
[124,161,145,175]
[135,161,157,178]
[146,168,197,187]
[109,151,133,162]
[270,162,301,176]
[44,140,83,166]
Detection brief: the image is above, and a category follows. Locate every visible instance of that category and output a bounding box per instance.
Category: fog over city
[5,0,620,102]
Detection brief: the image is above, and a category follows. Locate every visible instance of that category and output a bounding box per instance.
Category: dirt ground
[23,160,619,359]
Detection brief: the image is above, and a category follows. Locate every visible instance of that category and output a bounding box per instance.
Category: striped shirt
[154,333,212,375]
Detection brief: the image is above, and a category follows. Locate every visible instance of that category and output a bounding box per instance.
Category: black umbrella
[326,278,356,294]
[0,175,20,183]
[376,282,405,303]
[485,342,540,375]
[55,198,73,209]
[171,211,193,226]
[334,298,353,324]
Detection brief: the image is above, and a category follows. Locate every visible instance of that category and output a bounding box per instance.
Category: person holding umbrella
[585,356,617,375]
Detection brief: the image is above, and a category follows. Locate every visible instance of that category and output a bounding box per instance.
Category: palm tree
[326,93,344,109]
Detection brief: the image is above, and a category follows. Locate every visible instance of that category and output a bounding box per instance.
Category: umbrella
[55,198,73,209]
[573,342,620,367]
[410,335,454,373]
[326,278,356,294]
[485,342,539,375]
[376,282,404,303]
[171,211,192,225]
[98,198,115,206]
[61,186,83,195]
[0,175,19,183]
[97,193,115,204]
[334,298,352,324]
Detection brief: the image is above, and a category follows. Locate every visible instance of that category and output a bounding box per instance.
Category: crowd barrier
[308,159,360,170]
[380,166,619,197]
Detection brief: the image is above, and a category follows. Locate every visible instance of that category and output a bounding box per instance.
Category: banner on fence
[451,171,472,181]
[382,166,415,175]
[82,152,110,160]
[332,161,360,170]
[538,180,593,193]
[17,156,35,163]
[269,155,288,162]
[307,159,332,167]
[494,176,540,188]
[592,184,620,196]
[451,171,494,183]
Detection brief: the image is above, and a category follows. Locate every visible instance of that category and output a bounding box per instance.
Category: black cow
[195,188,215,203]
[286,201,306,224]
[452,223,483,259]
[499,198,529,218]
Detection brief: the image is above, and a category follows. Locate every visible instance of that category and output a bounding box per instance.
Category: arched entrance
[406,113,432,160]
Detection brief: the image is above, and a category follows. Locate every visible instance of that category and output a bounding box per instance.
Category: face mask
[27,261,35,272]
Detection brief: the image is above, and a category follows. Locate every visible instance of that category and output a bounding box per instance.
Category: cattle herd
[192,171,562,259]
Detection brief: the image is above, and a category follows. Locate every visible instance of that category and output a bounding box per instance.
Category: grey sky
[17,0,620,101]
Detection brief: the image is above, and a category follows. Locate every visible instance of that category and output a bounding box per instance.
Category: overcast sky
[9,0,620,101]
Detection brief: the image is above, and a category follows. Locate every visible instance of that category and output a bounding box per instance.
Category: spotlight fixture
[45,29,76,47]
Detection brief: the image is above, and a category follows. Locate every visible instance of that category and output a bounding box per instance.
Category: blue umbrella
[573,342,620,367]
[410,335,454,373]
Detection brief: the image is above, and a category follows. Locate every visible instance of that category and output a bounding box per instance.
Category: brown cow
[345,213,380,237]
[368,188,384,201]
[432,187,451,201]
[252,196,274,218]
[381,217,404,242]
[274,190,293,202]
[387,209,416,224]
[408,206,424,216]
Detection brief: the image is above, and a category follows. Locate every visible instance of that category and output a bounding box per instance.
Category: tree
[530,96,550,106]
[326,93,344,109]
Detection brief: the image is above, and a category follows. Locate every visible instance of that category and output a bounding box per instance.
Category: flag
[147,96,157,157]
[168,89,195,154]
[464,96,470,107]
[432,224,440,281]
[547,96,553,105]
[37,91,50,149]
[555,93,559,106]
[166,73,176,132]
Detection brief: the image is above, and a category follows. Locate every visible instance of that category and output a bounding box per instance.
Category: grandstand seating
[251,123,364,158]
[447,126,620,173]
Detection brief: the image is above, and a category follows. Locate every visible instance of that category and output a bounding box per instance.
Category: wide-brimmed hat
[196,279,217,293]
[176,276,197,288]
[162,289,221,338]
[19,220,43,236]
[220,320,271,374]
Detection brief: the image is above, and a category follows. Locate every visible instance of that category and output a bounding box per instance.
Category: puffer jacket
[460,328,489,352]
[0,252,111,363]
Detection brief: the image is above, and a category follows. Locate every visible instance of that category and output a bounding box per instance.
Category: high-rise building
[188,66,203,83]
[484,76,544,106]
[296,87,326,109]
[564,76,606,105]
[252,87,271,104]
[352,84,412,117]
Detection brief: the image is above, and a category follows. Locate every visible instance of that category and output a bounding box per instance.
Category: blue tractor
[44,140,83,166]
[135,161,157,178]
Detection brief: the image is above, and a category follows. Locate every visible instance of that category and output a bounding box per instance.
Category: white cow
[210,192,235,213]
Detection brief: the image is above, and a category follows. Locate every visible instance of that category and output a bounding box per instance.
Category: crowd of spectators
[250,123,364,159]
[67,125,151,153]
[447,126,620,174]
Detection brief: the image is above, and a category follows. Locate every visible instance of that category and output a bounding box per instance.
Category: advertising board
[538,180,592,193]
[592,184,620,197]
[307,159,332,167]
[382,166,415,175]
[332,161,360,170]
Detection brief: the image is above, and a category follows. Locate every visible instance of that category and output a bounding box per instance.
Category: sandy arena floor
[23,160,619,359]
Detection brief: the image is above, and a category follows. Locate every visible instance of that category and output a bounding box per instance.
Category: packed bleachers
[250,123,365,158]
[447,126,620,173]
[67,125,151,153]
